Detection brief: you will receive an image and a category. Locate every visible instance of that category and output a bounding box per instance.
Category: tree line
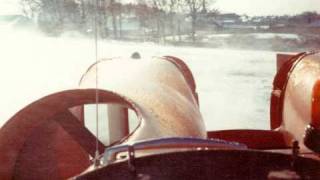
[20,0,216,42]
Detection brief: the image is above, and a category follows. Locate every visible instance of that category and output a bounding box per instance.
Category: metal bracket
[291,140,299,170]
[128,145,137,177]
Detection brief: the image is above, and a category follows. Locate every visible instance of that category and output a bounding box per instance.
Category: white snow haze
[0,23,278,130]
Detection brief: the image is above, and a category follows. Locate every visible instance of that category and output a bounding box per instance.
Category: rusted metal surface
[0,56,204,179]
[0,89,143,179]
[13,120,90,179]
[54,110,105,156]
[79,57,206,143]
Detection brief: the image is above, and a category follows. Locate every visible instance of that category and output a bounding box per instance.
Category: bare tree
[168,0,180,40]
[79,0,87,27]
[184,0,214,42]
[21,0,83,34]
[108,0,118,38]
[135,3,150,40]
[117,3,123,38]
[185,0,202,42]
[99,0,109,38]
[20,0,41,18]
[157,0,181,41]
[19,0,217,42]
[147,0,166,42]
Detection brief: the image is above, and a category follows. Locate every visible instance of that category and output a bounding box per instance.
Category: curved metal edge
[78,56,199,105]
[162,56,199,105]
[78,57,117,86]
[103,137,247,165]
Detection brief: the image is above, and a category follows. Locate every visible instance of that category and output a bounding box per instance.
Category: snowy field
[204,33,300,40]
[0,26,278,131]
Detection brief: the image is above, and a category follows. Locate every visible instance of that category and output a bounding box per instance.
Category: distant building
[309,20,320,28]
[216,13,241,26]
[307,20,320,34]
[212,13,258,31]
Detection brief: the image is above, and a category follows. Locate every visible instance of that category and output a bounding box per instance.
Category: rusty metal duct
[0,56,203,179]
[79,56,205,143]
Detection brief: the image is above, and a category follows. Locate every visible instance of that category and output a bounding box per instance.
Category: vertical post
[107,105,129,144]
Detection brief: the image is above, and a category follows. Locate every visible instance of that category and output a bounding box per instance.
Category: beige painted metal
[107,105,129,144]
[80,57,206,144]
[281,53,320,149]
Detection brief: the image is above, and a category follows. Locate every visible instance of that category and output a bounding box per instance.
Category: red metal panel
[270,52,305,129]
[276,54,296,71]
[13,120,91,179]
[312,79,320,127]
[0,89,140,179]
[13,121,61,180]
[207,130,287,149]
[54,111,105,156]
[0,56,204,179]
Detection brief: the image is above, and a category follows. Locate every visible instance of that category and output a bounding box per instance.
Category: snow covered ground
[206,33,301,40]
[0,26,278,131]
[251,33,300,40]
[167,32,301,42]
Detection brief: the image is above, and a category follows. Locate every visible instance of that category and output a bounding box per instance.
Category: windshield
[1,0,319,131]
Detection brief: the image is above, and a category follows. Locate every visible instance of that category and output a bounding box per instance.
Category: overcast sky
[0,0,19,15]
[1,0,320,16]
[214,0,320,16]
